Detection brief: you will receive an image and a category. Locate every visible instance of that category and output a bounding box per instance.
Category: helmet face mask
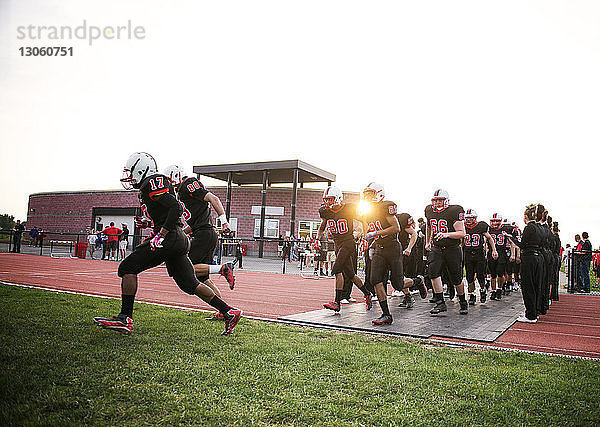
[362,182,385,203]
[322,186,343,208]
[465,209,477,226]
[431,189,449,212]
[163,164,185,188]
[121,152,158,190]
[490,213,503,228]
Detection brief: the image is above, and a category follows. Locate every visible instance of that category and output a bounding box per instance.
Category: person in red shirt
[102,222,123,261]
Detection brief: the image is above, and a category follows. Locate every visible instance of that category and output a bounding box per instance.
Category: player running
[163,165,235,298]
[395,211,426,309]
[94,153,241,335]
[360,183,426,325]
[318,186,373,313]
[463,209,497,305]
[487,213,514,300]
[425,189,468,315]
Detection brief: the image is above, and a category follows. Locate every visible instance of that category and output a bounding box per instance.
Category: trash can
[75,242,88,259]
[241,244,247,256]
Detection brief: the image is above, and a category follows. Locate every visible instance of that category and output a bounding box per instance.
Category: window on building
[254,218,280,239]
[298,220,320,239]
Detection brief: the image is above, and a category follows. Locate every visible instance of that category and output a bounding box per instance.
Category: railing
[566,250,600,295]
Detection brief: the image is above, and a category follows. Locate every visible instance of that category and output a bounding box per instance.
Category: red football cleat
[222,308,242,335]
[372,314,393,325]
[93,315,133,335]
[323,301,341,312]
[365,295,373,311]
[220,263,235,290]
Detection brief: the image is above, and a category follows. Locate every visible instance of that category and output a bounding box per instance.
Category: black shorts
[118,227,198,295]
[108,240,118,251]
[464,250,486,285]
[487,253,508,279]
[332,240,357,281]
[428,245,463,286]
[403,252,417,278]
[188,228,218,265]
[369,241,404,290]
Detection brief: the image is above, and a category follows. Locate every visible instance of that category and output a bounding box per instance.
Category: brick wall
[26,186,359,252]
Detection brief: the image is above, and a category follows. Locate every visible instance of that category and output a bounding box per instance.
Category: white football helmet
[490,213,503,228]
[464,208,477,226]
[362,182,385,203]
[431,189,449,211]
[323,186,343,207]
[163,164,186,187]
[121,152,158,190]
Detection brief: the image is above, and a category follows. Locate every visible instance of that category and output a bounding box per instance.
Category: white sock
[209,265,221,274]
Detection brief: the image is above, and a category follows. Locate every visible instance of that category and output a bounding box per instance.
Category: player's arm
[204,192,230,232]
[437,220,466,240]
[404,226,417,255]
[425,220,432,251]
[484,231,498,259]
[367,214,400,239]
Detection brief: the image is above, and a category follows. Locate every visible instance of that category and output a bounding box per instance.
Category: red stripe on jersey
[149,188,169,199]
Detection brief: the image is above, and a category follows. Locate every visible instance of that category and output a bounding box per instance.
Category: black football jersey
[177,177,213,233]
[138,174,183,232]
[424,204,465,247]
[464,220,488,251]
[319,203,357,246]
[487,224,508,253]
[360,200,399,246]
[396,212,414,250]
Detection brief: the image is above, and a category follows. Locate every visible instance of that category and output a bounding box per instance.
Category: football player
[163,165,235,301]
[360,183,426,325]
[501,218,519,294]
[487,213,514,300]
[395,211,426,309]
[425,189,467,315]
[463,209,497,305]
[318,186,373,313]
[94,153,241,335]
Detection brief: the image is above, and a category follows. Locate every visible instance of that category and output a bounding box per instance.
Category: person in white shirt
[87,230,98,259]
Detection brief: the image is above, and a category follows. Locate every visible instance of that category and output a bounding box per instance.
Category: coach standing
[579,232,593,293]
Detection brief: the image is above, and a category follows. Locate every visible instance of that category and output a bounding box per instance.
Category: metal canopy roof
[192,160,335,185]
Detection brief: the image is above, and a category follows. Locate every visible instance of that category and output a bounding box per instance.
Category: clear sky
[0,0,598,247]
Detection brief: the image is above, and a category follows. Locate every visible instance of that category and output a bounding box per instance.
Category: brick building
[27,186,358,256]
[27,160,359,256]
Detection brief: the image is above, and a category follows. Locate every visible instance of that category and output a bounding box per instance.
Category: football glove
[365,231,377,241]
[135,216,152,229]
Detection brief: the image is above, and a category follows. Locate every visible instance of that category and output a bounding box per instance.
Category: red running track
[1,253,599,359]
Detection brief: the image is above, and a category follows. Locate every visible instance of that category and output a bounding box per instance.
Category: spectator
[282,236,291,262]
[119,224,129,261]
[95,230,103,252]
[102,222,122,261]
[593,249,600,279]
[235,241,243,269]
[100,232,109,260]
[29,226,38,246]
[37,229,45,247]
[12,220,25,253]
[87,229,98,259]
[578,232,592,293]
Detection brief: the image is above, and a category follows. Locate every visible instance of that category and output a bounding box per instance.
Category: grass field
[1,284,599,425]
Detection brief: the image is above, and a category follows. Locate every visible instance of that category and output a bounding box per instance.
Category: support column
[225,171,233,220]
[258,170,268,258]
[290,168,299,238]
